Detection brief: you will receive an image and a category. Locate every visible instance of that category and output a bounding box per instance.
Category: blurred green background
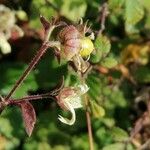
[0,0,150,149]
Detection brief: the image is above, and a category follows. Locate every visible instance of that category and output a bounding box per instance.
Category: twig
[5,17,57,101]
[7,92,55,105]
[98,2,109,35]
[86,100,94,150]
[5,42,50,100]
[81,72,94,150]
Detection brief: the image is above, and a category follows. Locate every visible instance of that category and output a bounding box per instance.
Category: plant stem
[85,96,94,150]
[80,71,94,150]
[98,2,109,35]
[5,42,50,100]
[8,92,55,105]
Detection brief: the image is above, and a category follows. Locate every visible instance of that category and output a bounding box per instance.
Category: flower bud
[56,84,89,125]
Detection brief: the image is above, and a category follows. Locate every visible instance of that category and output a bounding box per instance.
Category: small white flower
[0,5,24,54]
[56,84,89,125]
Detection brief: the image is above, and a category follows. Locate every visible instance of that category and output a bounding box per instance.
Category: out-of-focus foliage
[0,0,149,149]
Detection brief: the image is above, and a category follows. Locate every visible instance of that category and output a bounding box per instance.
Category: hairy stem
[4,19,57,101]
[80,69,94,150]
[8,92,55,105]
[98,2,109,35]
[85,96,94,150]
[5,42,50,100]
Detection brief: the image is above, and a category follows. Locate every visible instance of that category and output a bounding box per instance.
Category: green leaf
[61,0,87,22]
[109,0,125,10]
[0,108,24,149]
[104,88,127,108]
[100,57,118,68]
[95,127,113,146]
[72,135,90,150]
[100,118,115,128]
[125,0,144,25]
[94,35,111,58]
[30,0,56,28]
[90,51,102,64]
[35,54,67,89]
[134,66,150,83]
[0,62,38,98]
[125,23,140,34]
[103,143,134,150]
[102,143,126,150]
[111,127,129,142]
[86,73,102,101]
[90,101,105,118]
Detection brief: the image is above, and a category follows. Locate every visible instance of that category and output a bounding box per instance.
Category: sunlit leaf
[111,127,129,142]
[103,143,126,150]
[125,0,144,25]
[109,0,125,10]
[0,62,38,98]
[100,56,118,68]
[90,100,105,118]
[95,35,111,57]
[60,0,87,21]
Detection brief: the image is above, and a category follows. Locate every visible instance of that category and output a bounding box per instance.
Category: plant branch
[5,18,57,101]
[79,65,94,150]
[86,99,94,150]
[5,42,50,100]
[98,2,109,35]
[7,92,56,105]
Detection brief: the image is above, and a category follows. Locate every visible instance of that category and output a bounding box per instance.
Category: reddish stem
[5,42,50,100]
[98,2,109,35]
[7,93,55,105]
[83,93,94,150]
[86,104,94,150]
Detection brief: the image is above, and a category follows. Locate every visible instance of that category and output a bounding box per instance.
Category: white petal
[58,101,76,125]
[77,84,89,94]
[69,96,82,109]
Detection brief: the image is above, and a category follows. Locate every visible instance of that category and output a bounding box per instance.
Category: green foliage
[108,0,124,10]
[0,62,38,98]
[103,143,134,150]
[134,66,150,83]
[125,0,144,25]
[100,56,118,68]
[111,127,129,142]
[124,0,144,34]
[60,0,87,21]
[30,0,56,28]
[91,35,111,63]
[90,100,105,118]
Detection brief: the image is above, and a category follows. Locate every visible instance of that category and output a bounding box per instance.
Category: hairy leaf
[100,57,118,68]
[94,35,111,58]
[103,143,133,150]
[134,66,150,83]
[0,62,38,98]
[111,127,129,142]
[90,101,105,118]
[61,0,87,21]
[125,0,144,25]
